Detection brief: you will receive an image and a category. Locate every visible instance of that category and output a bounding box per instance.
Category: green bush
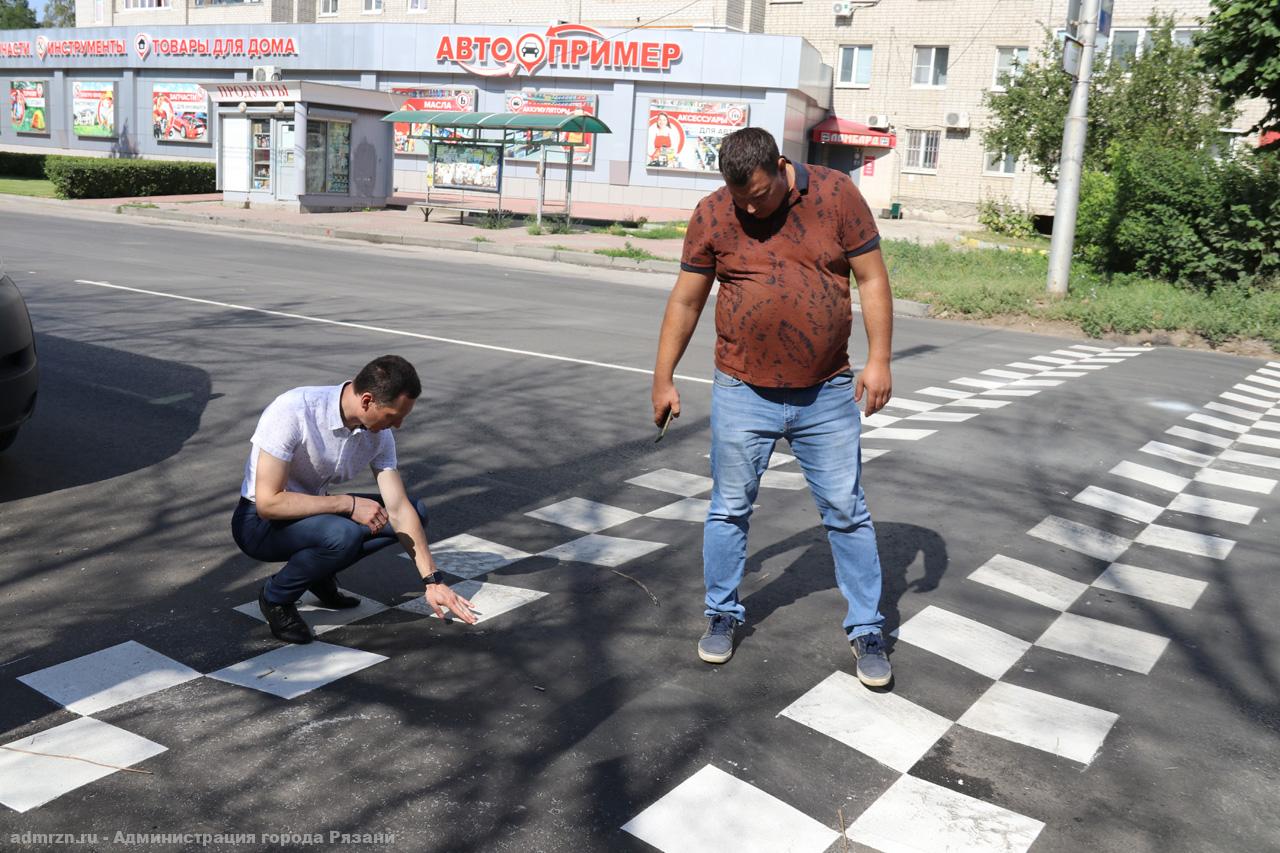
[1078,140,1280,290]
[977,196,1036,239]
[0,151,47,179]
[44,157,215,199]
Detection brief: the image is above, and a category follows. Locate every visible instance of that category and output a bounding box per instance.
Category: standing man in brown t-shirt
[650,127,894,686]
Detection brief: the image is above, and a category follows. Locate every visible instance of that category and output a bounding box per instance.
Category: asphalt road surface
[1,204,1277,853]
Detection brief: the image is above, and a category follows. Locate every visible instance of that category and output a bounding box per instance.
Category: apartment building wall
[75,0,760,30]
[766,0,1267,219]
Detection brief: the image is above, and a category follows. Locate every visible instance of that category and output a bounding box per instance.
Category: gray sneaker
[698,614,737,663]
[851,631,892,687]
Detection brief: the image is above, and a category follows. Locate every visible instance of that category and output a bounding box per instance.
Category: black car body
[0,273,38,451]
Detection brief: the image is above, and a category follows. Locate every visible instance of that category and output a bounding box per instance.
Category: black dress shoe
[258,587,315,644]
[306,576,361,609]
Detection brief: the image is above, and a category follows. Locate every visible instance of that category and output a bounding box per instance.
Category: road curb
[109,205,931,314]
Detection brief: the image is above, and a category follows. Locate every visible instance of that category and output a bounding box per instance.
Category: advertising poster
[503,90,596,166]
[72,81,116,138]
[431,143,501,193]
[391,87,475,155]
[153,83,209,143]
[646,100,750,172]
[9,80,49,135]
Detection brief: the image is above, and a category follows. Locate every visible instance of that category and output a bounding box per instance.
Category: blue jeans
[704,369,885,639]
[231,494,429,605]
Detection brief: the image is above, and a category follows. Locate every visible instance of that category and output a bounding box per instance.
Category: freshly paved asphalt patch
[1,209,1277,852]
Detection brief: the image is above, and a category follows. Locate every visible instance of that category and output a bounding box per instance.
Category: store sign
[646,100,749,172]
[504,90,597,165]
[36,36,127,59]
[8,80,49,135]
[390,87,475,155]
[437,24,681,78]
[816,130,894,148]
[209,83,299,103]
[0,41,33,58]
[134,33,299,60]
[153,82,209,143]
[72,81,116,138]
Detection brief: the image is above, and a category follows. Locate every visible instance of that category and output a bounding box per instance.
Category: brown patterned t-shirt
[680,162,880,388]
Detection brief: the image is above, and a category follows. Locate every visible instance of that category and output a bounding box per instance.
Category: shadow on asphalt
[0,334,212,503]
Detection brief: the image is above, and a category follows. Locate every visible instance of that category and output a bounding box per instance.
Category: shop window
[992,46,1028,91]
[837,45,873,87]
[305,120,351,195]
[984,149,1017,175]
[320,0,338,14]
[904,129,940,172]
[251,119,272,192]
[912,46,948,88]
[362,0,383,12]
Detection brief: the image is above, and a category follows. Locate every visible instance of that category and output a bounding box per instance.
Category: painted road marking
[207,642,387,701]
[778,671,951,773]
[18,641,201,716]
[967,554,1087,611]
[1092,563,1208,609]
[71,280,714,384]
[526,497,641,533]
[895,605,1031,680]
[0,718,166,813]
[1027,516,1132,562]
[847,775,1044,853]
[958,681,1118,765]
[622,764,839,853]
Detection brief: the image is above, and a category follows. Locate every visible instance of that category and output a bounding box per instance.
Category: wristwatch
[421,573,444,586]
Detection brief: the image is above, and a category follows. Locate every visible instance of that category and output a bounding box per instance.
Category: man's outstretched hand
[424,582,478,624]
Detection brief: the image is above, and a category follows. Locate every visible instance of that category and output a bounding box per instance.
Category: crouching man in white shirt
[232,354,476,643]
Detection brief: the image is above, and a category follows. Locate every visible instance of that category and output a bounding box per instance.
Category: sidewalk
[6,191,972,314]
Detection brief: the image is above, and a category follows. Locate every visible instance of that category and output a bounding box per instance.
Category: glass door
[251,119,272,192]
[275,120,297,201]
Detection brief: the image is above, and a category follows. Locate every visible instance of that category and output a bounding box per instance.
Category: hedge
[0,151,48,179]
[43,157,216,199]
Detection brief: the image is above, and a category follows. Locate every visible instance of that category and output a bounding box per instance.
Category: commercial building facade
[4,0,1270,218]
[0,23,830,211]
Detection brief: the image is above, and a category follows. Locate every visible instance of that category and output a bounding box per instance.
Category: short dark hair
[353,355,421,404]
[717,127,780,187]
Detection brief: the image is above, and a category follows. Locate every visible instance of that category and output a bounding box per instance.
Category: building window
[320,0,337,14]
[1110,29,1140,69]
[912,46,948,87]
[984,149,1016,175]
[837,45,873,87]
[123,0,171,8]
[408,0,427,10]
[992,46,1028,90]
[904,129,940,172]
[1173,28,1197,47]
[363,0,382,12]
[94,0,105,20]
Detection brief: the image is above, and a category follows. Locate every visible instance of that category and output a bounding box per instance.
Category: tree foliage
[1198,0,1280,135]
[42,0,76,28]
[0,0,39,29]
[983,16,1235,181]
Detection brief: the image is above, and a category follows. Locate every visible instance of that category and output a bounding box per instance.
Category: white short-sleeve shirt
[240,383,397,501]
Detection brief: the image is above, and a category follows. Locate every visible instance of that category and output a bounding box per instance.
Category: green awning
[381,110,611,134]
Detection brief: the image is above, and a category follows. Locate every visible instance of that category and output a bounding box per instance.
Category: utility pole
[1045,0,1102,296]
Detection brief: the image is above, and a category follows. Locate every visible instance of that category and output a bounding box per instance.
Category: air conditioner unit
[866,114,890,130]
[252,65,282,83]
[943,110,970,130]
[832,1,853,16]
